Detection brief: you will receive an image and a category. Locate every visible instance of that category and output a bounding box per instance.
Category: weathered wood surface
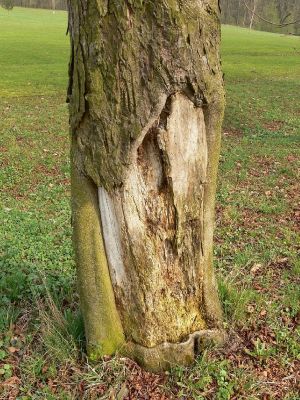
[69,0,225,370]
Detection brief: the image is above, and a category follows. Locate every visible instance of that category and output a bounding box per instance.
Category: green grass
[0,8,299,399]
[222,25,300,137]
[0,7,68,96]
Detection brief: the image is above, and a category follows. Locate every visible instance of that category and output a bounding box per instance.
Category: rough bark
[68,0,225,371]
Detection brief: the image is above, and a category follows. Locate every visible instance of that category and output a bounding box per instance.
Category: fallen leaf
[277,257,288,264]
[251,263,262,274]
[42,365,49,374]
[8,347,18,354]
[247,305,255,314]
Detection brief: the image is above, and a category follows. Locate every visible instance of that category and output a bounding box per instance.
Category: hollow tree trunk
[68,0,225,371]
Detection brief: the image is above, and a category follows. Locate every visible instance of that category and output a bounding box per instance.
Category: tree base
[69,0,226,372]
[122,329,227,372]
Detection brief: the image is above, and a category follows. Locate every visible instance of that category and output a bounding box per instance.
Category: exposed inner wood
[99,93,209,347]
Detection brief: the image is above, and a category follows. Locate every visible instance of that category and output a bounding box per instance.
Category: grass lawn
[0,7,299,400]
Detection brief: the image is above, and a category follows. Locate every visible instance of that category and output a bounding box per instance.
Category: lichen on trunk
[68,0,225,371]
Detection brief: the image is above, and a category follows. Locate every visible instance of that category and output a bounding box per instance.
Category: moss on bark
[68,0,225,370]
[71,161,125,358]
[68,0,224,188]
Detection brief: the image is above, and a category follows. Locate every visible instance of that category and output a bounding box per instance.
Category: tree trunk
[250,0,257,29]
[237,0,242,25]
[68,0,225,371]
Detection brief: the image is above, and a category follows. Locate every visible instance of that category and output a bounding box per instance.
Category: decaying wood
[69,0,225,371]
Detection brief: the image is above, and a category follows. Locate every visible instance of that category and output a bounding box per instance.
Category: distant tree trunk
[51,0,55,11]
[243,8,247,26]
[237,0,242,24]
[250,0,258,29]
[68,0,225,371]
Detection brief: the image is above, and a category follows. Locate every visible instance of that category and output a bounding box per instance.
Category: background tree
[1,0,14,11]
[68,0,225,371]
[249,0,258,29]
[12,0,67,10]
[220,0,300,34]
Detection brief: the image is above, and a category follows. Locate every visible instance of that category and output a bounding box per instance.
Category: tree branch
[243,1,300,27]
